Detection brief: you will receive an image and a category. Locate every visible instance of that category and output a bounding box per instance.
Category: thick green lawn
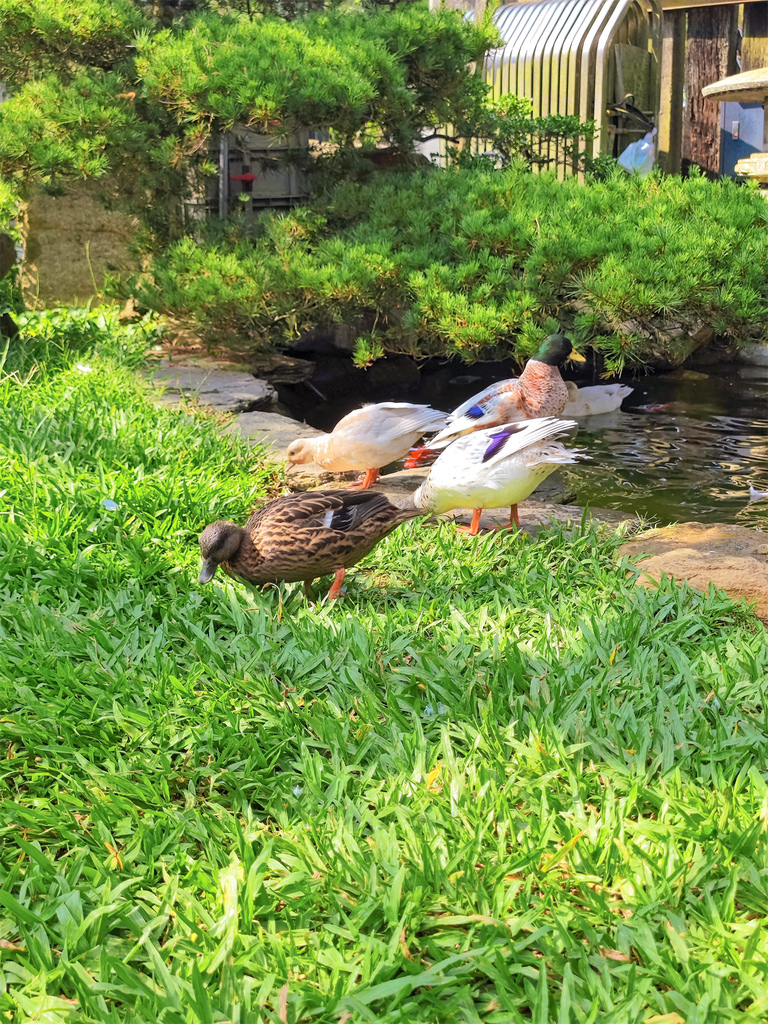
[2,358,768,1023]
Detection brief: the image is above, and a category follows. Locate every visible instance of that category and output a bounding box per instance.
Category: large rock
[444,502,636,534]
[737,341,768,367]
[618,317,714,370]
[619,522,768,623]
[365,355,421,391]
[286,463,359,488]
[248,351,315,384]
[289,324,358,355]
[150,361,276,413]
[288,463,578,507]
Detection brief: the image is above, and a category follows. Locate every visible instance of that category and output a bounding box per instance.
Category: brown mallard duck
[198,489,423,599]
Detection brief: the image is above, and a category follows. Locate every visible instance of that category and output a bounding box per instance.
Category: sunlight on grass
[1,350,768,1022]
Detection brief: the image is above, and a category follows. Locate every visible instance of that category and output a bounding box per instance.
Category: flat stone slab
[149,361,276,413]
[738,341,768,367]
[229,410,323,452]
[619,522,768,624]
[248,352,316,384]
[407,501,637,535]
[287,461,575,504]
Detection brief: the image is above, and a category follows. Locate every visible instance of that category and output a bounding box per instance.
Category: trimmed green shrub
[0,176,19,308]
[135,165,768,371]
[0,0,148,88]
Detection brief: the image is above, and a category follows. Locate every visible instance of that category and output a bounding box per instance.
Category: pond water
[281,360,768,529]
[562,363,768,528]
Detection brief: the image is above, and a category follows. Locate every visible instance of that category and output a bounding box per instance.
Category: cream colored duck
[408,417,584,535]
[563,381,633,417]
[286,402,446,490]
[406,335,585,466]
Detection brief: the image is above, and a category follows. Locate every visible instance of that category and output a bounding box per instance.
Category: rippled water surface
[561,363,768,528]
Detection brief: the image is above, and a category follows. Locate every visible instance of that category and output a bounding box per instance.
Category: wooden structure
[482,0,662,165]
[658,0,768,176]
[702,65,768,178]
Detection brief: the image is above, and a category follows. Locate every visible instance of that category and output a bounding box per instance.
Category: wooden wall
[658,1,768,176]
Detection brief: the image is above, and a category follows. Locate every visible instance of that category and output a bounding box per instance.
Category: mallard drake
[286,402,447,490]
[198,489,423,599]
[405,335,585,467]
[563,382,633,417]
[407,417,584,536]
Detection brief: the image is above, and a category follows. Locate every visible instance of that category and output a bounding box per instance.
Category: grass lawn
[2,346,768,1023]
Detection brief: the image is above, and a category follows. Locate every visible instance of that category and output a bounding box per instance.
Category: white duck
[286,402,446,490]
[409,417,585,535]
[563,382,633,417]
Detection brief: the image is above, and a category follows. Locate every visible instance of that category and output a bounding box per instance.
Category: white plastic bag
[617,129,657,176]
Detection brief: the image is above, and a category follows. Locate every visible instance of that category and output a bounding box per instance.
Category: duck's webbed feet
[456,508,483,536]
[327,567,346,600]
[348,468,380,491]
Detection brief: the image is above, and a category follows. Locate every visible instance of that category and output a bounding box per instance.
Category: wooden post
[658,10,686,173]
[683,5,740,175]
[742,2,768,71]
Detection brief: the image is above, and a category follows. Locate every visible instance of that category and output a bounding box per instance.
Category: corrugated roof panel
[477,0,661,173]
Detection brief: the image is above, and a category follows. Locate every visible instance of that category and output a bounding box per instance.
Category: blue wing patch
[466,404,485,419]
[482,429,513,463]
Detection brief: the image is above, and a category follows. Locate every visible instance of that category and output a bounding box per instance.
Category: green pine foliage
[137,165,768,371]
[0,0,148,87]
[135,5,491,146]
[0,0,495,248]
[2,332,768,1021]
[0,177,20,316]
[0,72,152,184]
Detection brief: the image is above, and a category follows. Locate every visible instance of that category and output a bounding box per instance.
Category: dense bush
[0,177,20,319]
[136,165,768,371]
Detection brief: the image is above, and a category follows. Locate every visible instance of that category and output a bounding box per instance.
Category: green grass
[2,348,768,1023]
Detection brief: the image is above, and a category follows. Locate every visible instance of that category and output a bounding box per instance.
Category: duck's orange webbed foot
[455,508,483,536]
[486,504,520,531]
[348,468,380,491]
[327,567,346,600]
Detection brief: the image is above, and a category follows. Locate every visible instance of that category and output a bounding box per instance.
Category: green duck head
[533,334,586,366]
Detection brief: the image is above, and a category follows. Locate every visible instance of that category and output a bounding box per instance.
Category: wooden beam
[683,5,740,174]
[658,10,686,172]
[742,2,768,70]
[663,0,759,9]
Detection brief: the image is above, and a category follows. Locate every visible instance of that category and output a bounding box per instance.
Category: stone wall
[21,182,139,308]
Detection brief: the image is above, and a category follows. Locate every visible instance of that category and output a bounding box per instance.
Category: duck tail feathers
[525,443,590,467]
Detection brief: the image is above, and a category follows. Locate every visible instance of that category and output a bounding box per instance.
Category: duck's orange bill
[404,446,440,469]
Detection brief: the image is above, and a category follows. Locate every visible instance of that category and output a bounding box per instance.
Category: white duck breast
[312,402,447,471]
[414,417,582,514]
[562,383,633,418]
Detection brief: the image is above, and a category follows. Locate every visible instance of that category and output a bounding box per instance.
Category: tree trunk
[683,6,739,175]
